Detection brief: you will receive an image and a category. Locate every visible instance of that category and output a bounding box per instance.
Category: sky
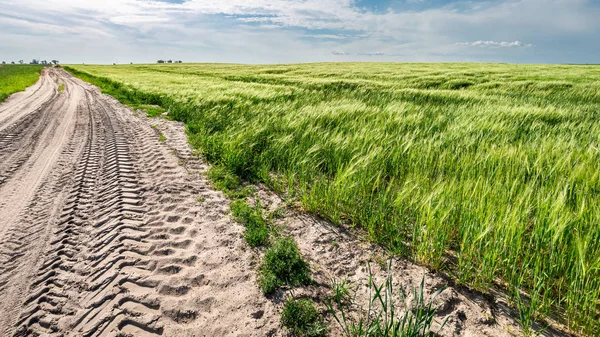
[0,0,599,64]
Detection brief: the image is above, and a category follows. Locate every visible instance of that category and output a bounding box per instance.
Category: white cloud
[455,40,534,48]
[0,0,598,63]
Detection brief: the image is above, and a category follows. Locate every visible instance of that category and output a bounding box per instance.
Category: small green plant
[135,104,166,117]
[281,297,327,337]
[259,237,311,295]
[328,261,447,337]
[158,133,167,142]
[196,197,206,203]
[208,166,240,190]
[330,278,353,305]
[230,199,270,247]
[268,207,286,220]
[58,83,65,92]
[512,276,549,337]
[207,165,254,199]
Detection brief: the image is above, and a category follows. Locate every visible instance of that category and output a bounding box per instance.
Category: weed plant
[328,262,446,337]
[259,237,311,295]
[230,199,271,247]
[330,278,353,305]
[281,297,327,337]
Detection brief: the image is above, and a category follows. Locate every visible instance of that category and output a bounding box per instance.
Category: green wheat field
[66,63,600,334]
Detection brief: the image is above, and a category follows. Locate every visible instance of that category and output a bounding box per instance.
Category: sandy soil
[0,68,570,337]
[0,68,280,336]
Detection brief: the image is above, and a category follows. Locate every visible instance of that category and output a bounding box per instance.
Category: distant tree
[167,60,172,63]
[41,60,48,65]
[1,61,5,65]
[157,60,165,64]
[31,59,39,65]
[130,62,133,64]
[11,61,15,64]
[51,60,59,65]
[19,60,24,64]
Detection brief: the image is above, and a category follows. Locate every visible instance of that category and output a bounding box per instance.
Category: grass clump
[329,278,353,305]
[0,65,44,103]
[58,83,65,92]
[328,262,446,337]
[281,297,327,337]
[207,165,254,199]
[136,104,166,117]
[259,237,311,295]
[230,199,270,247]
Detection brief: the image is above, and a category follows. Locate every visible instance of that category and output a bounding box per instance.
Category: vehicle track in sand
[0,68,280,336]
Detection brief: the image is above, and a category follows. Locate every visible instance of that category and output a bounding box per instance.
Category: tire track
[0,70,88,336]
[0,70,56,132]
[13,86,165,336]
[0,68,281,337]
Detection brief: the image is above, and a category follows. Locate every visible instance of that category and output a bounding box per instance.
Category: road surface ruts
[0,68,281,337]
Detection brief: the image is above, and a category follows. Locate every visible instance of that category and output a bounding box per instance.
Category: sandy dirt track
[0,68,280,336]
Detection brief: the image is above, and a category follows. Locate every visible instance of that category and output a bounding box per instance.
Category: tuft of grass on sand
[259,237,311,295]
[230,199,271,247]
[66,63,600,334]
[329,278,353,306]
[328,261,446,337]
[281,297,327,337]
[206,165,254,199]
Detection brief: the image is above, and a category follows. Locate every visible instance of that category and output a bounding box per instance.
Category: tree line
[1,60,59,65]
[157,60,183,64]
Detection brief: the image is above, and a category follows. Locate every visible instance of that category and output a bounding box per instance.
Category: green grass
[0,65,45,103]
[329,278,353,305]
[259,237,311,295]
[328,261,446,337]
[281,297,327,337]
[65,62,600,335]
[230,199,271,247]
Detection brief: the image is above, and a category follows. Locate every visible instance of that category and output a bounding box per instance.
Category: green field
[66,63,600,334]
[0,65,45,103]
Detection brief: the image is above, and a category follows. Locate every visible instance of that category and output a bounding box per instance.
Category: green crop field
[66,63,600,334]
[0,65,45,103]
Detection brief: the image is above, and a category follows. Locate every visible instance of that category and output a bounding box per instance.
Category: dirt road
[0,68,279,336]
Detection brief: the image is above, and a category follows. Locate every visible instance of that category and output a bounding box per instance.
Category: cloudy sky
[1,0,599,64]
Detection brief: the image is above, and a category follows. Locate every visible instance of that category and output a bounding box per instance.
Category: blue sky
[0,0,599,64]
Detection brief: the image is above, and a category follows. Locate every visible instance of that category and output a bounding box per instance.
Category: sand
[0,68,279,336]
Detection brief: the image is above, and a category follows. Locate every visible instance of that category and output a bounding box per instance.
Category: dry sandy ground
[0,68,570,337]
[0,68,280,336]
